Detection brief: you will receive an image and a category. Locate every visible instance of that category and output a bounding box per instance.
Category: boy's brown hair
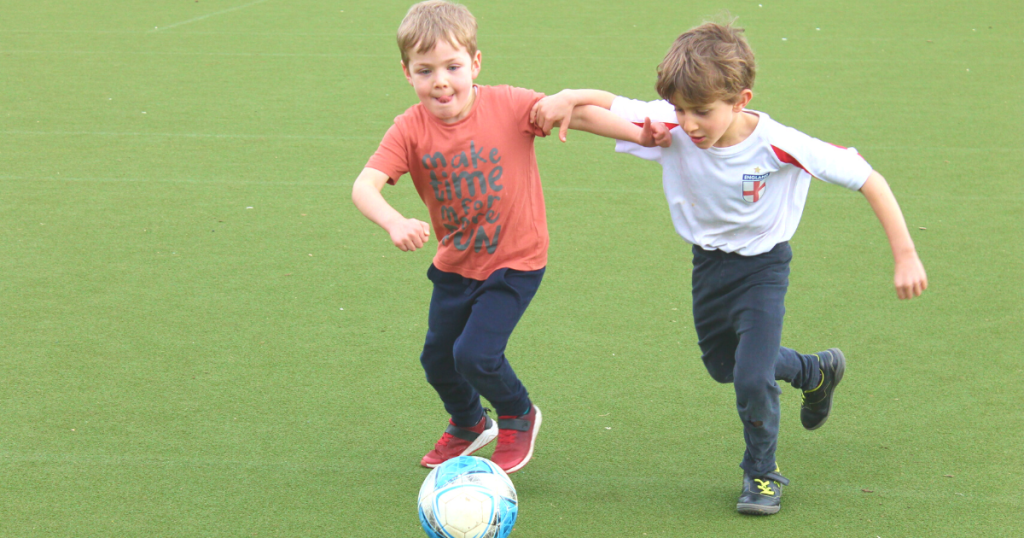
[655,21,756,106]
[397,1,478,65]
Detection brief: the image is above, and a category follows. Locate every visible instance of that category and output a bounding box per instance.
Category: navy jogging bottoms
[691,242,822,477]
[419,264,542,427]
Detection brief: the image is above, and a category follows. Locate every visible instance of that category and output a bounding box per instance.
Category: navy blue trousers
[420,264,542,427]
[691,242,822,477]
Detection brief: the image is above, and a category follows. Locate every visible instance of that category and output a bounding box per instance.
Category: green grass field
[2,1,1022,536]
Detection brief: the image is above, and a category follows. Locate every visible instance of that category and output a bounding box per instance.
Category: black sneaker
[737,465,789,515]
[801,348,846,430]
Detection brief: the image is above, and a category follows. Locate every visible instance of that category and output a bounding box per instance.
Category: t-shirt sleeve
[768,123,873,191]
[506,86,547,137]
[609,96,675,162]
[365,123,409,185]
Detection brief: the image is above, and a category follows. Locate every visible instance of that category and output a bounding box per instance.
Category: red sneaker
[420,415,497,468]
[491,405,542,474]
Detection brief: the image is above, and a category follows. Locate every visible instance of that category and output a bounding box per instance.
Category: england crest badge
[742,172,769,203]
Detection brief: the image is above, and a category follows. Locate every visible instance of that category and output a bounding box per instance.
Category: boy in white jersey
[531,21,928,514]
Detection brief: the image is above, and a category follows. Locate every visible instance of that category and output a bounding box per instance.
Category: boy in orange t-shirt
[352,0,665,473]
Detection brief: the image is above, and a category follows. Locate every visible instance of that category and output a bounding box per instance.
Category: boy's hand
[531,91,576,142]
[638,117,672,148]
[894,252,928,299]
[388,218,431,252]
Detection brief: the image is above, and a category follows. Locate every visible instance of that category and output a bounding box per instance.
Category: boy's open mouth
[436,95,453,104]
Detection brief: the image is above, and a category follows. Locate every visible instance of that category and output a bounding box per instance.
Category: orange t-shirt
[366,85,548,281]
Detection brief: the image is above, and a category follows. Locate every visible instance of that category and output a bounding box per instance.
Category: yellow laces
[755,479,775,495]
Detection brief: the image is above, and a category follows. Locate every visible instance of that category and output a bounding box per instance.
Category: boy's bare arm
[569,105,671,148]
[531,89,619,142]
[352,167,431,252]
[859,171,928,299]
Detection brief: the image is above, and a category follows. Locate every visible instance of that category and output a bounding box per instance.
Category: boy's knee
[707,367,734,384]
[733,372,776,399]
[452,340,496,375]
[702,354,735,383]
[419,346,450,372]
[450,344,472,373]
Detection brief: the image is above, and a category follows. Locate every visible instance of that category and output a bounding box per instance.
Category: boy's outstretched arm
[859,171,928,299]
[352,167,430,252]
[531,89,619,142]
[568,105,671,148]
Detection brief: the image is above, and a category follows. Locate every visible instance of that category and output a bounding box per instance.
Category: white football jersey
[611,97,873,256]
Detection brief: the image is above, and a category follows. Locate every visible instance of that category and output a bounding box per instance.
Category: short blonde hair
[655,21,756,105]
[397,1,477,65]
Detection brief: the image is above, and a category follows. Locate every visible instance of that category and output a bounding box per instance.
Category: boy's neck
[715,110,759,148]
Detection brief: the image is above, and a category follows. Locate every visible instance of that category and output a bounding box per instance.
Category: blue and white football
[417,456,518,538]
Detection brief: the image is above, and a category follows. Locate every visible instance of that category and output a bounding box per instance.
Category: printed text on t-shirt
[421,141,503,254]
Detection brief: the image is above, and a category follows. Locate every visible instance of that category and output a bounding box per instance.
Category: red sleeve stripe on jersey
[632,121,680,130]
[829,142,865,158]
[771,145,809,174]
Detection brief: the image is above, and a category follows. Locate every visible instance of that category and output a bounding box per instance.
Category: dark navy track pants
[420,264,541,427]
[691,242,821,477]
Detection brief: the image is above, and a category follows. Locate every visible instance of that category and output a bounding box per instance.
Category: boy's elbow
[352,178,370,205]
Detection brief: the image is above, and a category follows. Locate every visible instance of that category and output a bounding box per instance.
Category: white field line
[0,30,395,37]
[150,0,271,32]
[0,49,385,58]
[0,49,388,58]
[0,451,346,470]
[0,130,380,141]
[0,174,338,187]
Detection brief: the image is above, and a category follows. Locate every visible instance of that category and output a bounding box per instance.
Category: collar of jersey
[705,110,765,157]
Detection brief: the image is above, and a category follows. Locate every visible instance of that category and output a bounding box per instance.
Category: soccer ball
[417,456,518,538]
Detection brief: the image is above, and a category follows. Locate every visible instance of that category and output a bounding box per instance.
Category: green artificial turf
[1,1,1022,536]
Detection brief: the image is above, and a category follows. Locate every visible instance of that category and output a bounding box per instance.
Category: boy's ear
[732,89,754,111]
[471,50,482,79]
[401,60,413,85]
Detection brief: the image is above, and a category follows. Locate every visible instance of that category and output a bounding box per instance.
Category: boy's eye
[448,65,460,71]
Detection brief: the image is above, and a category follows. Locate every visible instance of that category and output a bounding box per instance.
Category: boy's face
[402,39,481,124]
[672,89,753,149]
